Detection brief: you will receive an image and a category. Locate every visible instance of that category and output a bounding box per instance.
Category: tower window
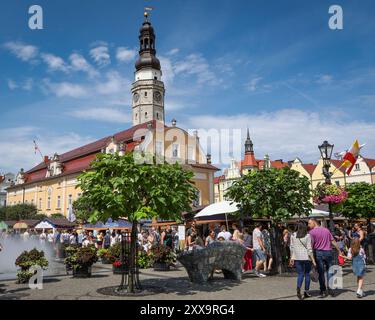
[156,113,159,120]
[144,92,148,97]
[154,76,157,80]
[145,112,148,119]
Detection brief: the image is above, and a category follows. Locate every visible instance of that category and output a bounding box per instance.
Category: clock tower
[131,12,165,126]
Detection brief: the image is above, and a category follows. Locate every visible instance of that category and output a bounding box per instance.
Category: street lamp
[318,140,335,233]
[318,140,334,184]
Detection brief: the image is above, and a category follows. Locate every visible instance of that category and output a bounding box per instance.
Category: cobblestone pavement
[1,262,374,300]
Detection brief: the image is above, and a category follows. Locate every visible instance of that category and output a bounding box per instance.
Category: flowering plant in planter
[313,183,348,205]
[152,245,176,269]
[113,260,123,268]
[15,248,49,284]
[64,245,98,277]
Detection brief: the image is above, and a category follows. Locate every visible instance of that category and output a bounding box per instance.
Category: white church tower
[131,12,165,126]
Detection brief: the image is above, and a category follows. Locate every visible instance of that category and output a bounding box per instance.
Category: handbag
[310,267,319,282]
[298,237,319,282]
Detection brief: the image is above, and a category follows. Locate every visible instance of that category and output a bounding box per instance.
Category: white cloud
[69,53,99,78]
[116,47,137,63]
[7,79,18,90]
[183,109,375,164]
[174,53,221,86]
[316,74,333,84]
[3,41,38,62]
[0,127,92,173]
[71,107,131,124]
[95,71,130,95]
[167,48,180,55]
[7,78,34,91]
[41,53,69,72]
[44,80,87,98]
[245,77,263,92]
[90,44,111,67]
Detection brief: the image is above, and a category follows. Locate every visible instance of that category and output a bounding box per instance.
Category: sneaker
[297,288,303,300]
[255,272,266,278]
[356,289,365,298]
[328,289,336,297]
[304,291,312,299]
[319,290,327,298]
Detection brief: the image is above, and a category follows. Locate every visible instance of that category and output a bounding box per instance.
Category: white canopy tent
[194,201,240,229]
[34,220,55,230]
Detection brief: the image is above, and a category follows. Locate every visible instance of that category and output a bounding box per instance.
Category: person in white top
[290,221,316,300]
[217,225,232,241]
[39,231,47,245]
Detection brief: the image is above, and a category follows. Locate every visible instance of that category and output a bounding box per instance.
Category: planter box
[112,265,129,274]
[153,262,170,271]
[101,257,111,264]
[73,266,92,278]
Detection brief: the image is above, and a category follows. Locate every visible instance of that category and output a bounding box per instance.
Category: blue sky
[0,0,375,173]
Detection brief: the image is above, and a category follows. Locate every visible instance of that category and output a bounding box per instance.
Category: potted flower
[152,245,175,271]
[97,248,110,264]
[107,242,131,274]
[64,245,79,274]
[112,259,129,274]
[313,183,348,211]
[64,245,98,278]
[137,250,154,269]
[15,248,49,284]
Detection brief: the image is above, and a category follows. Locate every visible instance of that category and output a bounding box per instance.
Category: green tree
[77,152,197,293]
[72,197,94,224]
[342,183,375,227]
[0,203,39,220]
[225,167,313,273]
[342,182,375,263]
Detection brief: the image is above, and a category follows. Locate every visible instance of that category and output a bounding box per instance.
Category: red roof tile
[302,163,317,176]
[364,158,375,169]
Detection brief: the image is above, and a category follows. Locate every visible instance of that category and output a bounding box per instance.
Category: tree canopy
[76,152,197,224]
[225,167,313,221]
[0,203,45,221]
[342,182,375,221]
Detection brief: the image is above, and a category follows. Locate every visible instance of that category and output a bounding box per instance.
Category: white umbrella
[195,201,240,229]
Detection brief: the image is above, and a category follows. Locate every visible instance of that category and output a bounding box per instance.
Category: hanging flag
[33,140,39,155]
[68,204,76,223]
[342,140,362,175]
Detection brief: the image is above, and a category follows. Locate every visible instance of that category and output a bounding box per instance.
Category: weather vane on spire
[144,6,154,21]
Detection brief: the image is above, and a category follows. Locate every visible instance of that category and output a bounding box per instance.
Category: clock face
[154,91,162,102]
[133,93,140,103]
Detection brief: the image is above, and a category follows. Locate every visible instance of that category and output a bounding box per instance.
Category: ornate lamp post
[318,140,334,233]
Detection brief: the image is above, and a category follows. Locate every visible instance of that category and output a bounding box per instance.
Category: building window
[39,198,42,210]
[144,91,147,97]
[68,194,73,207]
[172,144,179,158]
[355,164,360,171]
[335,181,340,186]
[57,196,61,209]
[156,141,163,156]
[156,112,159,120]
[188,146,196,162]
[47,197,51,210]
[193,190,201,207]
[145,112,148,119]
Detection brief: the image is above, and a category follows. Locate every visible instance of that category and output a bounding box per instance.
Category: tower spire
[245,128,254,154]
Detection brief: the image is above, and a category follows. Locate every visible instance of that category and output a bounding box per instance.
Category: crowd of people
[0,219,373,299]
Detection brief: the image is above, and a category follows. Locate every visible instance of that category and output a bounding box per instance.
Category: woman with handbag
[290,221,317,300]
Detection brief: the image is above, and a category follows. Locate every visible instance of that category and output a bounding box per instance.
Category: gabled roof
[363,158,375,169]
[302,163,317,176]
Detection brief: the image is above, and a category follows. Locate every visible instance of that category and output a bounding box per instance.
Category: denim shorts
[254,249,266,261]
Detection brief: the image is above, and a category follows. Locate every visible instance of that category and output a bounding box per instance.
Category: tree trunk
[271,224,283,274]
[127,220,138,293]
